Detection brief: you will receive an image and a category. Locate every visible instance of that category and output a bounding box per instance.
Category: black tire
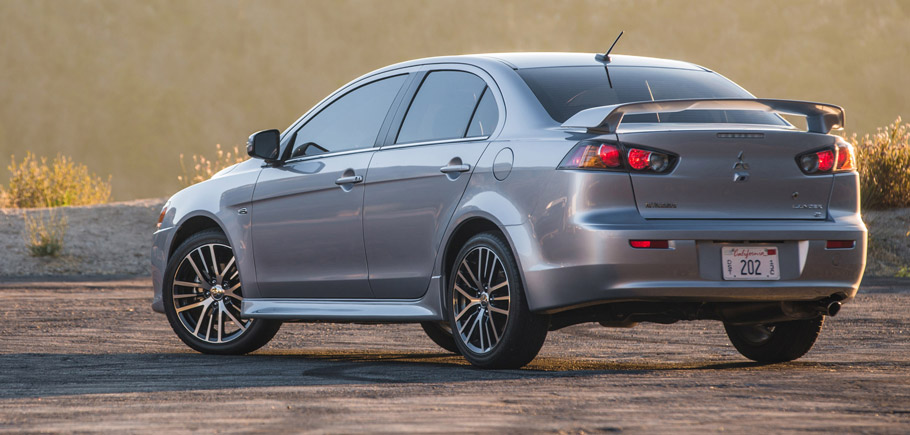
[420,322,460,354]
[724,316,825,363]
[163,229,281,355]
[446,232,549,369]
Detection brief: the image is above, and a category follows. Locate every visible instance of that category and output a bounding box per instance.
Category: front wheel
[447,232,549,369]
[163,229,281,355]
[724,316,824,363]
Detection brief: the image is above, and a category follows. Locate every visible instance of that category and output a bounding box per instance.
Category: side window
[290,75,407,158]
[466,88,498,137]
[396,71,487,144]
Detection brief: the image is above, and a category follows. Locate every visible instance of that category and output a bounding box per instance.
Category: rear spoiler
[560,98,845,134]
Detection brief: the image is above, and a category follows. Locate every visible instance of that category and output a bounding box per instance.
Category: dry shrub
[2,152,111,208]
[23,208,68,257]
[848,118,910,210]
[178,144,246,187]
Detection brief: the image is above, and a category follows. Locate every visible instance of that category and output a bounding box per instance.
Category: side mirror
[246,129,281,163]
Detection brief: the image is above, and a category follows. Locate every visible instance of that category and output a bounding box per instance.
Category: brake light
[816,149,835,172]
[560,142,676,173]
[630,240,670,249]
[628,148,650,170]
[797,138,857,175]
[562,143,622,169]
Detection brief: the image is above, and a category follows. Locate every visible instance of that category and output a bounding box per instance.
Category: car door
[251,73,410,299]
[363,67,503,299]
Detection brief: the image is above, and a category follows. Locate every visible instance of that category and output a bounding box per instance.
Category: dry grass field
[1,0,908,200]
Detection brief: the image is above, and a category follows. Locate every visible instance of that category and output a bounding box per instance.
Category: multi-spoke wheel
[724,316,824,363]
[447,232,548,369]
[163,230,281,355]
[452,246,511,354]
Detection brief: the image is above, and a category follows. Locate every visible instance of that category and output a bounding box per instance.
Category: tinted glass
[517,66,787,126]
[466,88,499,137]
[291,74,407,158]
[397,71,487,144]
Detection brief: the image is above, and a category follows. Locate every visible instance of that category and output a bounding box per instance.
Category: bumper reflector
[826,240,855,249]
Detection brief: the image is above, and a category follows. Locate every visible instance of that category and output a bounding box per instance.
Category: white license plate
[722,246,780,280]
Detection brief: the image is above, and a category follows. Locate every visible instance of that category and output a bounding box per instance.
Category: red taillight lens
[560,142,675,173]
[816,149,835,172]
[562,143,623,169]
[627,148,672,172]
[628,148,651,170]
[798,139,856,175]
[630,240,669,249]
[826,240,855,249]
[598,144,621,167]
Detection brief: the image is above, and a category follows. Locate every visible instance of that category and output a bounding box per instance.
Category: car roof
[378,52,708,72]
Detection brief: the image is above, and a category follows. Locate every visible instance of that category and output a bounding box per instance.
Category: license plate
[722,246,780,280]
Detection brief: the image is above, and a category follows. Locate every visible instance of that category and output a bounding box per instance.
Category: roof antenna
[596,31,623,88]
[595,30,624,63]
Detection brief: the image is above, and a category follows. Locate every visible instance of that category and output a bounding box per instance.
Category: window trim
[379,135,491,151]
[283,146,376,165]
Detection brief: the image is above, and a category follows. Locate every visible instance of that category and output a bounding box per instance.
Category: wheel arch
[168,214,227,259]
[440,215,528,302]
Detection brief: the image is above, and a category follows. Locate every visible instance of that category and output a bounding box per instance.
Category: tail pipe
[717,294,846,325]
[820,300,842,317]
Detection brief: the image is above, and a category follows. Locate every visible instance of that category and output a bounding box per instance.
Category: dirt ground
[0,199,165,277]
[0,277,908,433]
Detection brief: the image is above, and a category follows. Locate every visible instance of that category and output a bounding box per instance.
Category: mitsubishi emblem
[732,151,750,170]
[732,151,750,182]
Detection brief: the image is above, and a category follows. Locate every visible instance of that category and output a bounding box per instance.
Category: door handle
[334,175,364,185]
[440,164,471,174]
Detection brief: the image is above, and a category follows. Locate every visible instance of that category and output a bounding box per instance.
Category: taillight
[627,148,650,170]
[561,143,622,169]
[797,138,857,175]
[559,142,676,174]
[834,137,855,171]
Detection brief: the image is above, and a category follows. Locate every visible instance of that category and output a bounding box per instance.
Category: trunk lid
[618,127,835,220]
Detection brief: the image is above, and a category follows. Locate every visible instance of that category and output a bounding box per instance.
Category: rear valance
[560,98,845,134]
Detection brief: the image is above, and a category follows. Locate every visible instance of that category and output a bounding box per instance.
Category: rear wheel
[163,230,281,355]
[447,232,549,369]
[420,322,460,354]
[724,316,824,363]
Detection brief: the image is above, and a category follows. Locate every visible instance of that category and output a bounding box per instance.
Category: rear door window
[396,71,489,144]
[466,88,498,137]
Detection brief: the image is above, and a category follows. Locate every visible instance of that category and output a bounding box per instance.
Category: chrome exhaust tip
[826,301,842,317]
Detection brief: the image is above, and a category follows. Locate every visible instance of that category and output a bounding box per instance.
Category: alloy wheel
[452,246,511,354]
[171,243,251,344]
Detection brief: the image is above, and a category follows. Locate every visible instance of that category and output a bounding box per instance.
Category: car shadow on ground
[0,350,866,400]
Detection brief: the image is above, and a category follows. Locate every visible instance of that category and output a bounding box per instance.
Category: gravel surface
[0,199,165,277]
[0,277,908,433]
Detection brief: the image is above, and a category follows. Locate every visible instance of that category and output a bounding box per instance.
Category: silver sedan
[151,52,866,368]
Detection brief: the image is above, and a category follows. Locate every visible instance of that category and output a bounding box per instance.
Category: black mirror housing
[247,129,281,163]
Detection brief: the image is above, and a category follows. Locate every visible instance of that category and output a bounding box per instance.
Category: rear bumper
[507,216,867,313]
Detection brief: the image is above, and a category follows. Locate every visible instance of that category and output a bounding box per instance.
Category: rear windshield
[517,66,787,126]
